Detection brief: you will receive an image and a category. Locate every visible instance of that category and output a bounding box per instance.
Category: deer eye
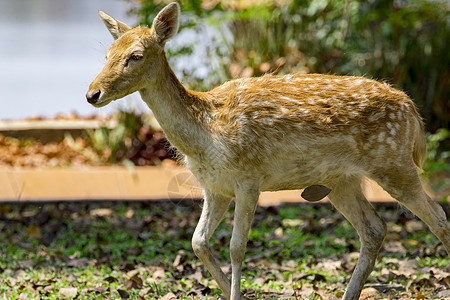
[130,54,143,61]
[125,52,144,67]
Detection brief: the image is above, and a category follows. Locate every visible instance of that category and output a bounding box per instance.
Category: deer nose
[86,90,101,104]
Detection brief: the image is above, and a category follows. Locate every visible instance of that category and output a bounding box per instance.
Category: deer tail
[412,108,427,170]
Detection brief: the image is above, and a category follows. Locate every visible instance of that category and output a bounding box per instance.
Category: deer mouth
[91,98,113,108]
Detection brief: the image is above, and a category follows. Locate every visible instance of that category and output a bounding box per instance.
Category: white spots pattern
[386,137,397,150]
[284,74,293,82]
[211,74,417,164]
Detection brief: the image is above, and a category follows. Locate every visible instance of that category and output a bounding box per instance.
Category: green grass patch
[0,201,448,299]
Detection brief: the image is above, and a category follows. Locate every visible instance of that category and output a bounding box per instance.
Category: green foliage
[0,202,448,299]
[423,128,450,198]
[424,128,450,173]
[65,111,172,166]
[85,111,144,164]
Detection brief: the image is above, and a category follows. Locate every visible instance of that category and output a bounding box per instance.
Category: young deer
[87,3,450,299]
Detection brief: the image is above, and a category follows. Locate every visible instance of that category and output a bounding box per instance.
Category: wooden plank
[0,166,424,204]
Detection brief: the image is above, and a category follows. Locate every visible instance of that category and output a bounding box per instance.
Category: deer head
[86,2,180,107]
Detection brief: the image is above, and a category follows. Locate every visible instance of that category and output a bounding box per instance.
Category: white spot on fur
[377,131,386,142]
[353,79,364,86]
[280,107,289,114]
[386,137,397,150]
[237,82,248,90]
[299,108,310,115]
[368,112,385,122]
[279,96,297,102]
[358,102,367,109]
[363,142,371,151]
[261,117,273,126]
[388,88,397,94]
[349,111,359,118]
[284,74,293,82]
[389,112,396,120]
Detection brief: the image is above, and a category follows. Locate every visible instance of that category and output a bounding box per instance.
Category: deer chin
[92,98,113,108]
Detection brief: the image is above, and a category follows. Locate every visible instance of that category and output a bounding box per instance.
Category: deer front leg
[230,186,260,300]
[192,190,233,298]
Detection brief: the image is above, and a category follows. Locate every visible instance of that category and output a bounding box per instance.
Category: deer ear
[152,2,180,44]
[99,10,131,40]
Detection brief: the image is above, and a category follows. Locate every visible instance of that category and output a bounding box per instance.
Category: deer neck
[139,57,210,157]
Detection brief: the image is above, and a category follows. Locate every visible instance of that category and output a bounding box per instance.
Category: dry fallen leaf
[126,274,143,289]
[58,287,78,297]
[160,292,178,300]
[415,292,426,300]
[117,288,130,299]
[66,258,89,268]
[383,241,407,254]
[26,224,42,239]
[90,208,113,217]
[187,270,204,282]
[405,220,424,232]
[360,287,379,299]
[436,290,450,298]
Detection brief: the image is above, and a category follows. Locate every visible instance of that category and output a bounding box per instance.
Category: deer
[86,3,450,299]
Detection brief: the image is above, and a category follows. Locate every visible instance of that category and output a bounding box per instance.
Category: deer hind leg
[328,175,387,300]
[372,165,450,255]
[192,190,233,299]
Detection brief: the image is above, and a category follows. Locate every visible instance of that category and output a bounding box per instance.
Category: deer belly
[260,156,362,192]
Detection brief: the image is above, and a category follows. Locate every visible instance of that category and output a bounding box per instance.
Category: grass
[0,201,448,299]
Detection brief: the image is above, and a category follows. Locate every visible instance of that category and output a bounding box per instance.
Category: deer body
[143,69,422,197]
[87,3,450,300]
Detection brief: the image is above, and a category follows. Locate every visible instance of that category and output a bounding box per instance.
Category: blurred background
[0,0,143,120]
